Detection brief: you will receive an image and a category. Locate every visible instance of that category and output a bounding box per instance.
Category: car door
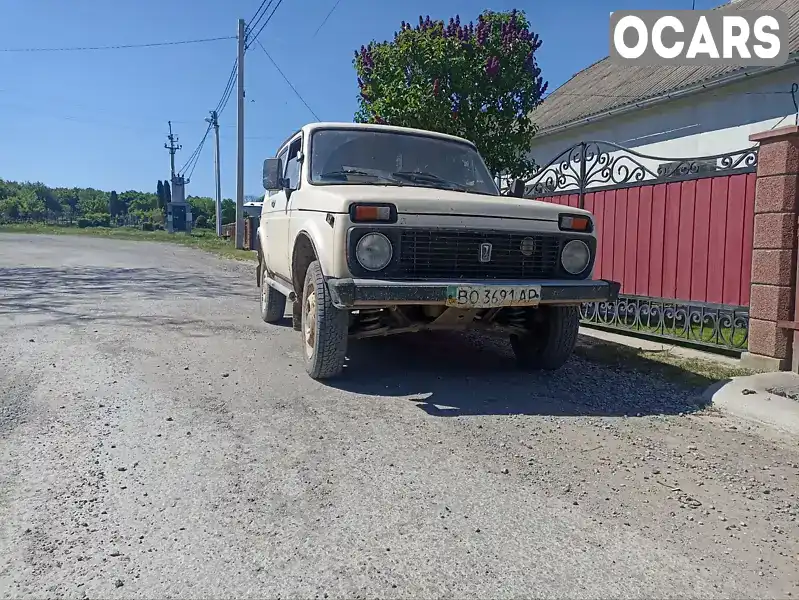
[264,146,289,279]
[279,135,303,277]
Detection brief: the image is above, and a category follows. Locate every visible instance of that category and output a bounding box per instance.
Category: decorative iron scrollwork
[579,295,749,352]
[524,141,759,198]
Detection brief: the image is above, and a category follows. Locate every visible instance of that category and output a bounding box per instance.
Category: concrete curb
[704,371,799,437]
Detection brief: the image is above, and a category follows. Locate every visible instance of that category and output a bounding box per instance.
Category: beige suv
[256,122,619,380]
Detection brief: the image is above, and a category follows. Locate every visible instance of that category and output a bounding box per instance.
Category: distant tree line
[0,178,238,229]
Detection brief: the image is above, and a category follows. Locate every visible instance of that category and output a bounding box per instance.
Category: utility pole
[235,18,246,250]
[165,121,181,179]
[206,110,223,237]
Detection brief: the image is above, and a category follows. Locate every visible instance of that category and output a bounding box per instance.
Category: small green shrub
[141,222,154,231]
[154,223,164,231]
[84,212,110,227]
[77,218,91,228]
[195,215,208,228]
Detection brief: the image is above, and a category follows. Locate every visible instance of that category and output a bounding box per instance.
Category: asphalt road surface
[1,233,799,599]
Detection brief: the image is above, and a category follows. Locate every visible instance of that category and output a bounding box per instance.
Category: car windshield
[309,128,499,196]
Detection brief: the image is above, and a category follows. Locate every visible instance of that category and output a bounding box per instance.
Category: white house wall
[526,65,799,189]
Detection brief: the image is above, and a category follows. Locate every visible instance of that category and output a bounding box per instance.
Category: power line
[215,58,238,117]
[246,0,285,50]
[178,123,213,179]
[247,0,276,39]
[253,39,320,120]
[312,0,343,38]
[0,35,235,53]
[186,130,211,181]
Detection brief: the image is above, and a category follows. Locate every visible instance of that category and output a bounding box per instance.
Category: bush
[141,222,154,231]
[154,223,164,231]
[84,212,110,227]
[195,215,208,228]
[77,218,91,228]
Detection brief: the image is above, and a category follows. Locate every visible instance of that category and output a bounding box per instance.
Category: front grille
[397,229,561,280]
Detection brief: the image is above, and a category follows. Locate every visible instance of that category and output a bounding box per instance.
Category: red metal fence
[540,172,757,307]
[520,141,759,351]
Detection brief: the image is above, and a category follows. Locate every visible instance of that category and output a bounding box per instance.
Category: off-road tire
[510,305,580,371]
[301,260,348,379]
[259,251,286,323]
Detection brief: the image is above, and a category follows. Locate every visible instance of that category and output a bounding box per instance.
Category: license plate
[445,285,542,309]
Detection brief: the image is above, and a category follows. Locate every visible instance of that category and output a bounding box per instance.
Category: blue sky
[0,0,723,199]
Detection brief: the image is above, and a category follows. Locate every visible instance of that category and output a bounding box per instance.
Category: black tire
[301,260,348,379]
[510,305,579,371]
[259,251,286,324]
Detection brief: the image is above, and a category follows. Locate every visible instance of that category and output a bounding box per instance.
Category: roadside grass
[588,322,747,352]
[0,223,257,262]
[575,335,755,389]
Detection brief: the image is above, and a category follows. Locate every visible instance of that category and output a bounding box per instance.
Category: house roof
[530,0,799,136]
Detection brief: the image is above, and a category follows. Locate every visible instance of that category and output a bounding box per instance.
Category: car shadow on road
[328,332,712,418]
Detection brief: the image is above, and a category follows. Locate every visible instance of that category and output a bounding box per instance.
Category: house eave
[532,55,799,141]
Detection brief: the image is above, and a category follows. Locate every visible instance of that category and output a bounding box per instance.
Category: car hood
[304,185,589,222]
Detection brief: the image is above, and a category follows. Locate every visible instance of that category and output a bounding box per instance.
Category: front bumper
[326,277,620,310]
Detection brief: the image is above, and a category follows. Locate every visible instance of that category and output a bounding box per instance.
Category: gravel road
[1,233,799,599]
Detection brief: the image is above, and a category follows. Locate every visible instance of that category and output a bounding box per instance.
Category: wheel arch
[291,230,321,298]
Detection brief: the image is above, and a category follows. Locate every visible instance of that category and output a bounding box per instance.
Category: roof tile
[531,0,799,134]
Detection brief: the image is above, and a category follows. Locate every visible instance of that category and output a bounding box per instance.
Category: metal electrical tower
[206,110,223,237]
[164,121,182,179]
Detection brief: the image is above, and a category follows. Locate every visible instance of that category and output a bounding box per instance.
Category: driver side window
[283,137,302,190]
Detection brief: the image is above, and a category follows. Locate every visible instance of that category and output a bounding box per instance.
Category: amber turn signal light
[558,214,592,232]
[349,203,397,223]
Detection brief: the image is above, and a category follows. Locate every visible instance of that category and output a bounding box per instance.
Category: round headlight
[561,239,591,275]
[356,232,393,271]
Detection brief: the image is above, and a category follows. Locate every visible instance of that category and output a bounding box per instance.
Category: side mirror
[509,178,525,198]
[263,158,283,191]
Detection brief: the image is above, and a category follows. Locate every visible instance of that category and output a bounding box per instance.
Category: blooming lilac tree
[353,10,548,180]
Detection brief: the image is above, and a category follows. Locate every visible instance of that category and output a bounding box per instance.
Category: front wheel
[510,305,580,371]
[301,260,348,379]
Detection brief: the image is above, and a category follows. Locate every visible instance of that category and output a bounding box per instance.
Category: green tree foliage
[0,179,164,224]
[77,188,109,215]
[156,180,165,211]
[0,177,247,228]
[2,187,46,219]
[108,190,124,216]
[353,9,548,179]
[120,190,158,214]
[163,181,172,204]
[221,198,235,225]
[187,195,215,224]
[53,187,80,214]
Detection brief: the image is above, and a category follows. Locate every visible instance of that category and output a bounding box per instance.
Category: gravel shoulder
[1,233,798,599]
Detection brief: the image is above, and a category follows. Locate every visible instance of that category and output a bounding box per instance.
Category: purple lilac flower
[485,56,500,78]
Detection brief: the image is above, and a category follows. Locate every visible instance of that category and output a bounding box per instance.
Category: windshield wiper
[390,170,467,192]
[319,169,376,179]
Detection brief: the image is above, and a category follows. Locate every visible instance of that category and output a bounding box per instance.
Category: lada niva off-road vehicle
[255,122,619,380]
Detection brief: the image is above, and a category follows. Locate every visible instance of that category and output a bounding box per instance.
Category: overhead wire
[253,39,320,121]
[178,122,213,179]
[0,36,235,53]
[245,0,284,50]
[246,0,276,41]
[215,58,238,117]
[312,0,343,38]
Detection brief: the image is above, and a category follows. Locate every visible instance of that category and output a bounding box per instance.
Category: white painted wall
[526,66,799,188]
